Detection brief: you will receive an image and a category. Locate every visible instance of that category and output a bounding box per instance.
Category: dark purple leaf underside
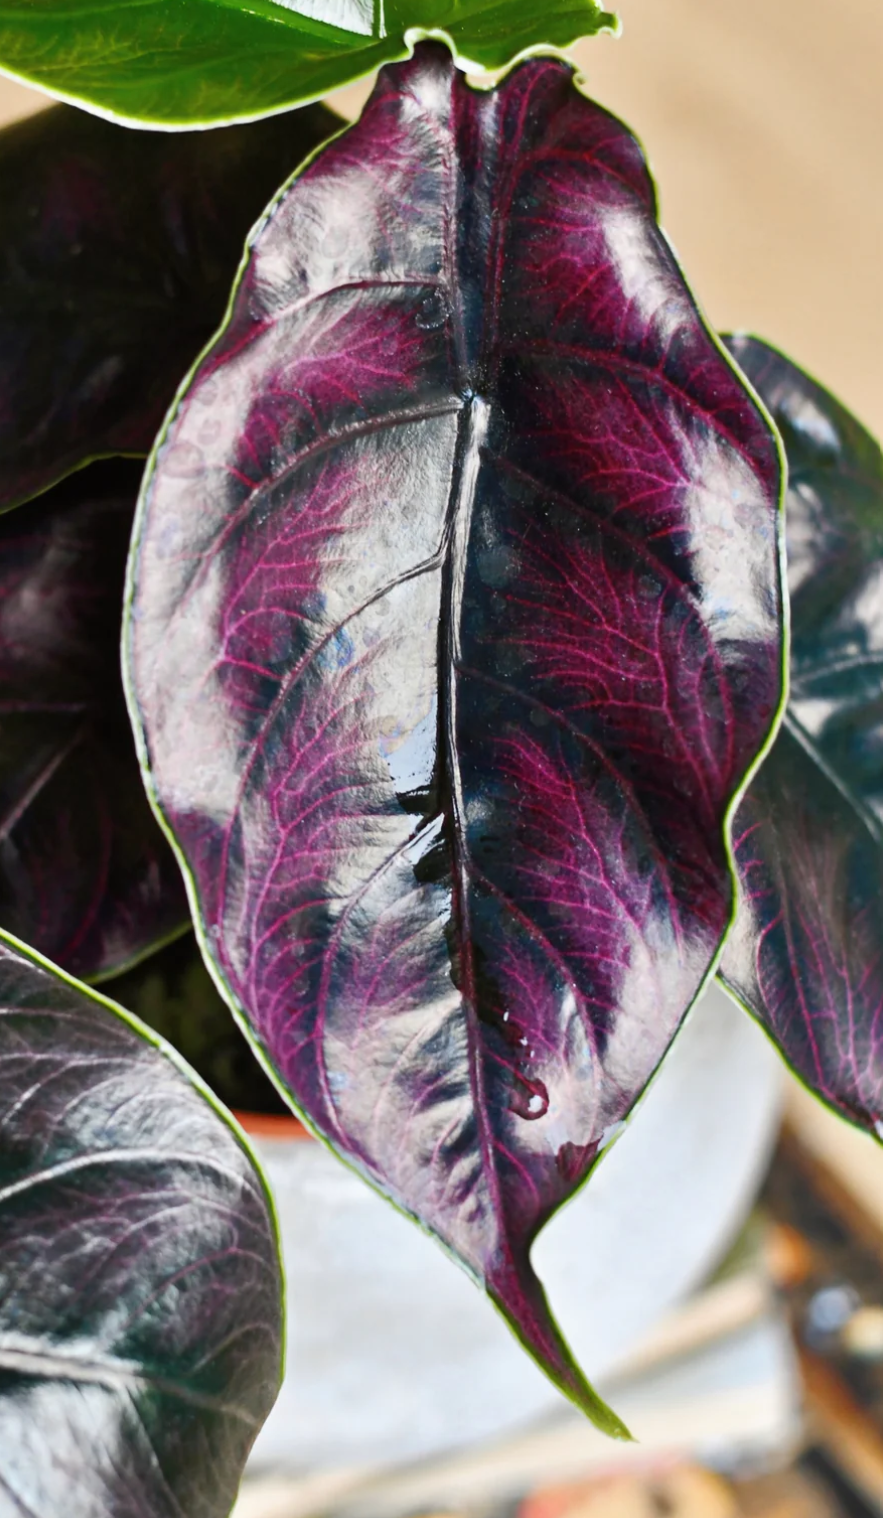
[0,459,187,979]
[0,99,339,511]
[128,48,783,1422]
[721,335,883,1137]
[0,933,282,1517]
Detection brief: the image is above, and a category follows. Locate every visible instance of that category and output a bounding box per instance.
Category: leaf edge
[0,10,619,130]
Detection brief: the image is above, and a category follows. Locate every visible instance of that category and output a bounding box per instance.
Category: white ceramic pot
[246,982,782,1473]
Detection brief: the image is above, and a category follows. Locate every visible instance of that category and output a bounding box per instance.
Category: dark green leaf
[0,100,339,510]
[721,335,883,1137]
[0,0,616,128]
[0,930,283,1516]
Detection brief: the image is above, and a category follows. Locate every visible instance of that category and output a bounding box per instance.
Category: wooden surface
[786,1084,883,1244]
[0,70,44,127]
[574,0,883,439]
[2,0,881,433]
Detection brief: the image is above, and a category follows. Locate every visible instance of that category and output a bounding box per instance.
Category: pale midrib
[434,96,511,1269]
[0,1146,252,1206]
[782,709,883,851]
[440,394,503,1253]
[0,1337,259,1424]
[794,650,883,682]
[0,726,86,844]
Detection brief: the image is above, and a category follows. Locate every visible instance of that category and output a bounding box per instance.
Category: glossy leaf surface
[0,932,283,1516]
[720,336,883,1136]
[0,0,616,128]
[128,49,784,1423]
[0,99,339,510]
[0,459,187,981]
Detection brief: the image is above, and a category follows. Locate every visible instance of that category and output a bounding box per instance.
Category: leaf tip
[488,1258,633,1440]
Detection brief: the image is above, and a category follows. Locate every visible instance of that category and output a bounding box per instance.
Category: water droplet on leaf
[416,289,448,330]
[510,1076,549,1121]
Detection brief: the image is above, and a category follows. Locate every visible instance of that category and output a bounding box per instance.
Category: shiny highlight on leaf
[127,49,784,1425]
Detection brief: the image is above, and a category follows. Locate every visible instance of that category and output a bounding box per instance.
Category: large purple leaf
[0,930,283,1516]
[0,458,187,980]
[127,47,784,1425]
[0,98,339,511]
[720,336,883,1137]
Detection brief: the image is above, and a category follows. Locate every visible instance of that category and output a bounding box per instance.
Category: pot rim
[234,1109,311,1140]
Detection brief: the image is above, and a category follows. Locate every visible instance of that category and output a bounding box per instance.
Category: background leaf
[0,458,187,981]
[720,335,883,1137]
[0,0,616,128]
[106,933,288,1115]
[127,49,784,1425]
[0,99,339,510]
[0,931,283,1517]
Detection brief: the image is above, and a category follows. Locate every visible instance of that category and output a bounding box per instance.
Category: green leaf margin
[716,330,883,1152]
[0,921,287,1373]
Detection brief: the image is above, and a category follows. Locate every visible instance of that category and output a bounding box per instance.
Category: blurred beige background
[1,0,880,432]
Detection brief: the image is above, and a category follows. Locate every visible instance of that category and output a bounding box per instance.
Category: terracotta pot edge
[234,1109,312,1141]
